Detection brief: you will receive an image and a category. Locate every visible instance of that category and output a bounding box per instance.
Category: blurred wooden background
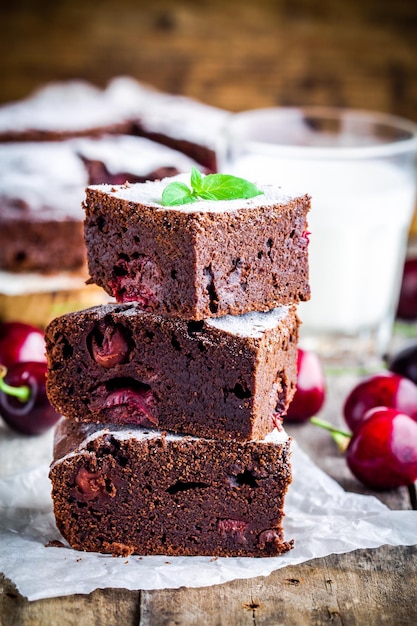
[1,0,416,122]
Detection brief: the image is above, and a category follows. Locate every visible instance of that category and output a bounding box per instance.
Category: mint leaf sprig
[161,167,264,206]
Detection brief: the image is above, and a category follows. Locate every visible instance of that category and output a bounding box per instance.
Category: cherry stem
[0,364,31,403]
[408,483,417,511]
[310,416,352,453]
[310,417,351,439]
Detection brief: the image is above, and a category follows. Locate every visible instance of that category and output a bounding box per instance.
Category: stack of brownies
[45,172,311,557]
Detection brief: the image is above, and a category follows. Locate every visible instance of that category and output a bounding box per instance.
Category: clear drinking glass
[218,107,417,365]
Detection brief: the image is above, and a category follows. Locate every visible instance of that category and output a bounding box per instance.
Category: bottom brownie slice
[49,419,294,557]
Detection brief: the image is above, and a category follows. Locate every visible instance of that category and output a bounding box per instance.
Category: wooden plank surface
[1,539,416,625]
[1,545,416,626]
[139,546,417,626]
[1,0,416,123]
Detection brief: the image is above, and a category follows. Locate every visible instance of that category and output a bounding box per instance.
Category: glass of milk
[217,107,417,365]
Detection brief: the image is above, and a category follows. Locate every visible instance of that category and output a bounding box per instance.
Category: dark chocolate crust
[84,185,311,320]
[49,419,294,557]
[45,302,299,441]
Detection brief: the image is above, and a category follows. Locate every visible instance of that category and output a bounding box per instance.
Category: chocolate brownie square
[49,419,294,557]
[84,175,311,320]
[0,142,87,271]
[45,302,299,441]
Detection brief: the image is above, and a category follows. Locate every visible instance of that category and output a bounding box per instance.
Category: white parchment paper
[0,441,416,601]
[0,270,91,296]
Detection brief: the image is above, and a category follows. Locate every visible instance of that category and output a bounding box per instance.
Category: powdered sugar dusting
[72,135,199,175]
[206,307,290,338]
[0,142,87,186]
[0,81,131,134]
[0,142,87,219]
[88,174,297,214]
[107,76,230,148]
[264,428,291,445]
[0,75,229,145]
[51,423,290,466]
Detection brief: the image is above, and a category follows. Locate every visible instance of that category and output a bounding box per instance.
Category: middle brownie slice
[45,302,299,441]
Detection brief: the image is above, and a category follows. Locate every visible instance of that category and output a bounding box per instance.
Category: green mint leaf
[190,166,204,194]
[161,182,196,206]
[160,169,263,206]
[198,173,263,201]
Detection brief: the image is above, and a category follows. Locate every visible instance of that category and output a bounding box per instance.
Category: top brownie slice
[84,174,311,320]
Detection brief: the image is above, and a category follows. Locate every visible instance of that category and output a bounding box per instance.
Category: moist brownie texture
[84,175,311,320]
[49,419,294,557]
[45,302,299,441]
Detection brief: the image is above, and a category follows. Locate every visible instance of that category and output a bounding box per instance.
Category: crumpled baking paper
[0,441,416,601]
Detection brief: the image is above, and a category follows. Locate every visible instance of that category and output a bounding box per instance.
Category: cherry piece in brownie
[45,302,299,441]
[49,419,294,557]
[83,175,311,320]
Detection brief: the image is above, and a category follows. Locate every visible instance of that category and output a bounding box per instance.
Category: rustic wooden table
[1,0,417,126]
[1,361,416,626]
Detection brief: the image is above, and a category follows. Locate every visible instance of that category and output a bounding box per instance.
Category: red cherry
[397,258,417,320]
[89,322,131,368]
[0,362,61,436]
[285,348,326,422]
[346,407,417,490]
[0,322,46,368]
[343,372,417,433]
[89,383,158,427]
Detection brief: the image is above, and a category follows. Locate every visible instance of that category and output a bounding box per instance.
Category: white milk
[225,154,417,351]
